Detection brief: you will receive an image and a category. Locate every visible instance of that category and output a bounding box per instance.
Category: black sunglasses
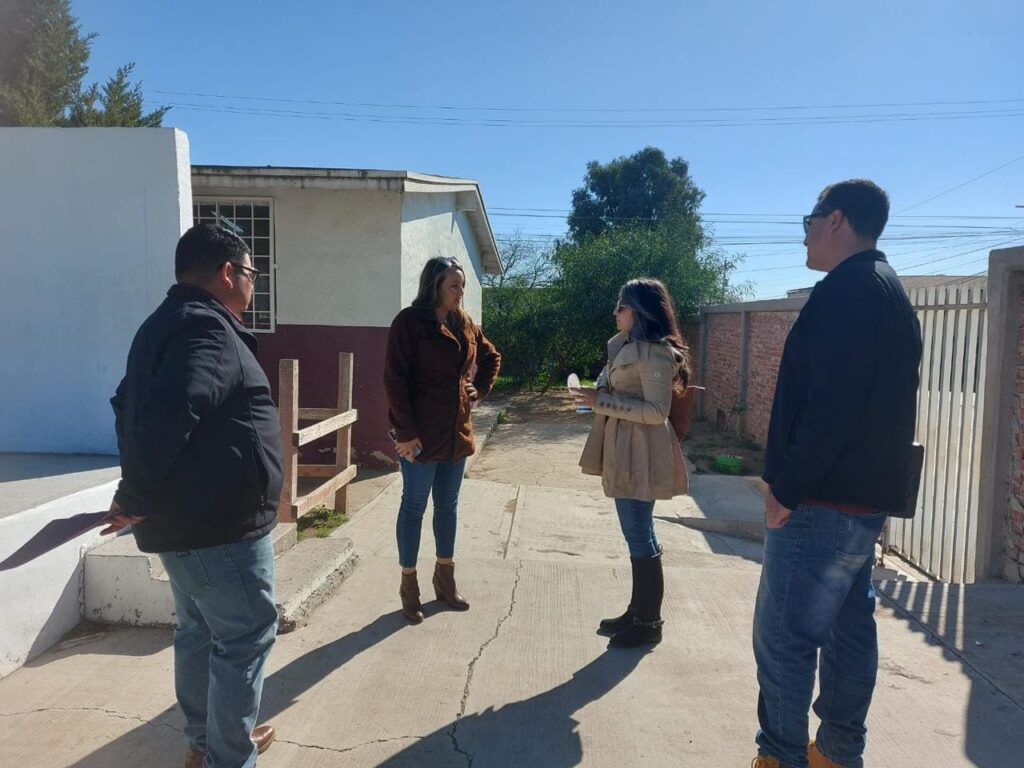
[802,208,838,234]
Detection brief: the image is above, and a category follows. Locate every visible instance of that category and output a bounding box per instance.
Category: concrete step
[275,536,358,633]
[83,523,357,633]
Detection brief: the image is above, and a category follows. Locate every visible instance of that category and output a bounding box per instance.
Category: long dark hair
[619,278,691,387]
[411,256,474,333]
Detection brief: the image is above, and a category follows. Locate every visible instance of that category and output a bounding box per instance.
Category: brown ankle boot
[400,571,424,624]
[433,562,470,610]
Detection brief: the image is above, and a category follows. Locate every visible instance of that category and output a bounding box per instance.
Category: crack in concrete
[0,705,181,732]
[276,734,423,755]
[0,707,423,758]
[446,558,524,766]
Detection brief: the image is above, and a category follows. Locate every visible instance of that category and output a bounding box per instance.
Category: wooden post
[334,352,354,515]
[278,359,299,523]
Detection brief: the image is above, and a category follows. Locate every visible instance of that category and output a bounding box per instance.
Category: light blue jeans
[396,456,467,567]
[159,534,278,768]
[753,503,886,768]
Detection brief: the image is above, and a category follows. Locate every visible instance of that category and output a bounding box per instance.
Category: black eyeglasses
[802,208,838,234]
[230,262,260,282]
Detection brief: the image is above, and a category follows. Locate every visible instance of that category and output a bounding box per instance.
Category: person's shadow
[376,648,646,767]
[67,611,409,767]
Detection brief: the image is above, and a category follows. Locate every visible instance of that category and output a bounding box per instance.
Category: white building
[190,165,503,466]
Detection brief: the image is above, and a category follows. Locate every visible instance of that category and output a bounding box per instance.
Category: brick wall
[703,314,743,432]
[1005,285,1024,582]
[746,311,800,444]
[695,303,801,446]
[680,320,701,382]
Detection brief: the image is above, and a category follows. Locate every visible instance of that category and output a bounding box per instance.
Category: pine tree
[0,0,168,127]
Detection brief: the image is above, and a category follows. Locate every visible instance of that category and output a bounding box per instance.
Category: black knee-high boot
[609,551,663,648]
[598,557,640,635]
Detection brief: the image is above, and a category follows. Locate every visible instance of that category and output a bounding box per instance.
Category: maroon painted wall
[257,325,395,469]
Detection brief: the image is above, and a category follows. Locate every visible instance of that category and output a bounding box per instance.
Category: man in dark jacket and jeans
[751,181,922,768]
[103,224,283,768]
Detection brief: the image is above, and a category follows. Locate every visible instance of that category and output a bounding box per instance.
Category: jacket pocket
[250,439,270,507]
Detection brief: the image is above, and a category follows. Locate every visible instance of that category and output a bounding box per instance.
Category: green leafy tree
[551,217,741,378]
[482,233,561,384]
[0,0,167,127]
[567,146,705,244]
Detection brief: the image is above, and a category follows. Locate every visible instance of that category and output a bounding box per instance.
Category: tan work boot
[808,740,846,767]
[750,756,781,768]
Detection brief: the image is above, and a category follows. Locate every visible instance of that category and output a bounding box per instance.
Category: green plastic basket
[715,454,744,475]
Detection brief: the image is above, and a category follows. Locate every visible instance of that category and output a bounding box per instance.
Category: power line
[151,90,1024,115]
[491,206,1024,220]
[897,152,1024,213]
[161,100,1024,129]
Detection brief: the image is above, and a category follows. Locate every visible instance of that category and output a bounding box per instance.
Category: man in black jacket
[751,181,922,768]
[104,224,283,768]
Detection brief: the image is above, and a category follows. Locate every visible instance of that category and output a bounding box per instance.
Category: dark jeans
[614,497,660,558]
[396,456,467,568]
[753,503,886,768]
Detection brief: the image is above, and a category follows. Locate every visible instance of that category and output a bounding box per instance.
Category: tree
[69,64,169,127]
[551,217,741,378]
[482,233,560,384]
[0,0,168,127]
[484,149,745,387]
[567,146,705,244]
[0,0,92,126]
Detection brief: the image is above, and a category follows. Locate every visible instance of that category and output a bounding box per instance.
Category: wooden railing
[277,352,358,522]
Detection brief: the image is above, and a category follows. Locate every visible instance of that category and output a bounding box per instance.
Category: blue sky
[76,1,1022,297]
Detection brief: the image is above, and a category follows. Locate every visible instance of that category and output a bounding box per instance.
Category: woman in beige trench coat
[573,278,691,648]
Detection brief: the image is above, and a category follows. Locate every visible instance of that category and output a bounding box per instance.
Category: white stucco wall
[0,478,119,679]
[400,192,485,322]
[191,185,404,329]
[0,128,192,454]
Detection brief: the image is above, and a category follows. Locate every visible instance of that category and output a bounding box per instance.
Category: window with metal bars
[192,198,275,331]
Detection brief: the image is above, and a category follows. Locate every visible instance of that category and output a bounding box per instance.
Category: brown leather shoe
[808,740,846,768]
[433,562,469,610]
[400,571,425,623]
[183,724,274,767]
[253,723,275,754]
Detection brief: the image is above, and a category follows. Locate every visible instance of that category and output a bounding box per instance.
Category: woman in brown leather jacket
[383,256,501,624]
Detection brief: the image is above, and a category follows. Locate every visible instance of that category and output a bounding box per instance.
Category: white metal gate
[887,282,988,582]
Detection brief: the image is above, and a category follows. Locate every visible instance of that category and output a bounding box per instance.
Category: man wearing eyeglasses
[751,181,922,768]
[105,224,281,768]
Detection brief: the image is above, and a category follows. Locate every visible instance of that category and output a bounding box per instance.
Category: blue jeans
[159,534,278,768]
[753,503,886,768]
[614,498,660,558]
[396,457,467,568]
